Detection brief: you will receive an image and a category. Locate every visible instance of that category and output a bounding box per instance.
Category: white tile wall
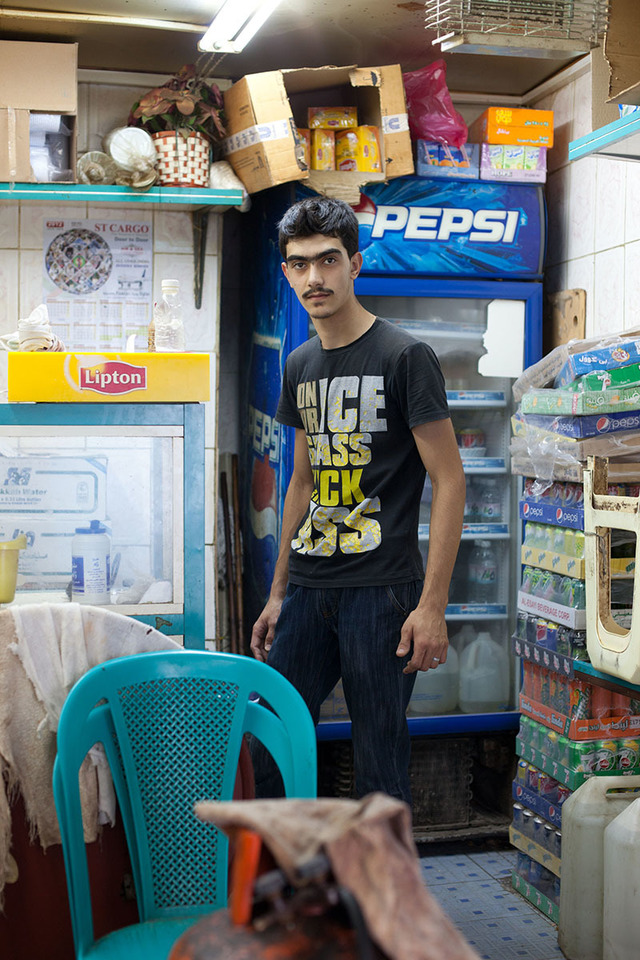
[537,61,640,336]
[2,77,224,641]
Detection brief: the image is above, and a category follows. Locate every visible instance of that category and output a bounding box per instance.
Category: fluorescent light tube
[199,0,284,53]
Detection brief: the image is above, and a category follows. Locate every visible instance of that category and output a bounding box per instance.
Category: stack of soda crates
[511,476,639,921]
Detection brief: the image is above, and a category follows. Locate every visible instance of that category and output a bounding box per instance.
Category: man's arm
[396,417,466,673]
[250,428,313,661]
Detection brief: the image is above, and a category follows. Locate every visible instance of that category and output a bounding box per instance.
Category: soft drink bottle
[479,479,502,522]
[468,540,497,603]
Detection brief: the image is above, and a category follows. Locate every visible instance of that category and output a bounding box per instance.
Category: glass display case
[0,402,205,647]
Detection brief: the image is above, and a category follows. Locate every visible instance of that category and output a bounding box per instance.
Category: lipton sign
[78,360,147,395]
[7,352,210,403]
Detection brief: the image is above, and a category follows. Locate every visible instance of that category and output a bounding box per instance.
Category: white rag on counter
[0,603,179,903]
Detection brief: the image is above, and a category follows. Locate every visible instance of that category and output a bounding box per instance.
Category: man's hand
[396,604,449,674]
[250,596,284,662]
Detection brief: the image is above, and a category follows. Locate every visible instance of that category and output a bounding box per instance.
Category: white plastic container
[558,776,640,960]
[407,645,459,716]
[458,632,509,712]
[603,796,640,960]
[71,519,111,605]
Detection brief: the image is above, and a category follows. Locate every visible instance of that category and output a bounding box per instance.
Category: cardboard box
[0,108,31,181]
[0,457,107,516]
[521,385,640,416]
[0,41,77,113]
[555,337,640,387]
[514,409,640,439]
[415,141,480,179]
[0,517,76,589]
[479,143,547,183]
[222,64,413,202]
[468,107,554,147]
[0,41,78,183]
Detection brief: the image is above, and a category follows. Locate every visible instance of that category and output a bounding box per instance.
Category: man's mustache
[303,288,333,299]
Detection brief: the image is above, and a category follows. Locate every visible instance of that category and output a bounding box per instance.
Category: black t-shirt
[276,317,450,587]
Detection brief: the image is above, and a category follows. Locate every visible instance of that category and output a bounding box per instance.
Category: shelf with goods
[508,329,640,919]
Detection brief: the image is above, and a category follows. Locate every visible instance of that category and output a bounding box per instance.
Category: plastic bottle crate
[317,737,473,830]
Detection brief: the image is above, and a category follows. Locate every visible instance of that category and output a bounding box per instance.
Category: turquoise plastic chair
[52,649,317,959]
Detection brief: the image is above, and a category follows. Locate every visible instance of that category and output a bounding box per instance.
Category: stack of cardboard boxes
[416,107,553,185]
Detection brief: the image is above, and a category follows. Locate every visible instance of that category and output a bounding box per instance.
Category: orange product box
[311,128,335,171]
[469,107,554,148]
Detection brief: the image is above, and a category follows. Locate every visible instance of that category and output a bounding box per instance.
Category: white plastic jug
[407,645,459,716]
[603,796,640,960]
[458,632,508,713]
[450,623,475,655]
[558,775,640,960]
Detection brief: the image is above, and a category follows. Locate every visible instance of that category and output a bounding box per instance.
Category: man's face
[281,234,362,321]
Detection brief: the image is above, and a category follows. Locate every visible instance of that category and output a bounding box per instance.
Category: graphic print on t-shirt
[292,374,386,558]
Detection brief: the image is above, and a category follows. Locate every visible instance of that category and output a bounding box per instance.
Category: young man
[250,196,466,805]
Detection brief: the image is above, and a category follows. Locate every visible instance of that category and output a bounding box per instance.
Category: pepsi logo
[596,417,610,432]
[556,507,563,521]
[523,503,530,516]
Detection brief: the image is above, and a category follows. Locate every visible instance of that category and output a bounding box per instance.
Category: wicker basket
[152,131,210,187]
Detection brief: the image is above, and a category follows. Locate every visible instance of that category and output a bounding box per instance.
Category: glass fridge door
[358,291,527,722]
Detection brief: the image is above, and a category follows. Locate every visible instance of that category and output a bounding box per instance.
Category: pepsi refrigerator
[241,175,545,739]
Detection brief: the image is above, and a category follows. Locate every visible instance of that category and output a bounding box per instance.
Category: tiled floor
[419,844,565,960]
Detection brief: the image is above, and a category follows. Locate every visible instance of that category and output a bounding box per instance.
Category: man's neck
[312,306,376,350]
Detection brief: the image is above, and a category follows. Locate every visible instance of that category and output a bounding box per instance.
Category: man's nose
[308,262,324,286]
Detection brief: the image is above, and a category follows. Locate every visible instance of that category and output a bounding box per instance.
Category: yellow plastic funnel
[0,534,27,603]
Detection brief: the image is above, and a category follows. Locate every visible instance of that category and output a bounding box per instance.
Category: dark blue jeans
[252,581,422,805]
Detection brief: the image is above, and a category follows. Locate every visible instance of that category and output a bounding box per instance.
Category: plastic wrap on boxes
[512,328,640,402]
[511,411,640,480]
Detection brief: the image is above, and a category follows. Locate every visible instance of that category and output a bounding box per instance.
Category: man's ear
[281,261,291,285]
[350,251,363,280]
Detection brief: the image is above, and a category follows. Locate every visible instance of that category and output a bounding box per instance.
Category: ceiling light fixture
[199,0,284,54]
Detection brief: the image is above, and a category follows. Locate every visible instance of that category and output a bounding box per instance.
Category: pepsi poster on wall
[353,177,546,279]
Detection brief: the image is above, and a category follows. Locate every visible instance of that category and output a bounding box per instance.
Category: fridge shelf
[446,603,508,620]
[447,390,507,407]
[419,522,509,540]
[463,458,507,474]
[317,711,521,740]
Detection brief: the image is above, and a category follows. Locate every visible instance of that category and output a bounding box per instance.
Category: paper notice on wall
[42,217,153,351]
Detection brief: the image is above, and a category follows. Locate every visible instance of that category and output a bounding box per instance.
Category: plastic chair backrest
[53,649,317,958]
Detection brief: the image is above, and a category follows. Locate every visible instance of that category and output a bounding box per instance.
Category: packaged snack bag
[310,129,335,171]
[335,129,359,171]
[308,106,358,129]
[295,128,310,170]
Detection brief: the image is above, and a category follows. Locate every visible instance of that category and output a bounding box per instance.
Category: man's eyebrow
[285,247,343,264]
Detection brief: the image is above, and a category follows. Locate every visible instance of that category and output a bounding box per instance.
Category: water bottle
[71,519,111,605]
[463,479,478,523]
[478,478,501,522]
[468,540,497,603]
[154,279,186,352]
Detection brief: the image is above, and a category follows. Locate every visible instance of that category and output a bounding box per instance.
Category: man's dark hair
[278,196,359,260]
